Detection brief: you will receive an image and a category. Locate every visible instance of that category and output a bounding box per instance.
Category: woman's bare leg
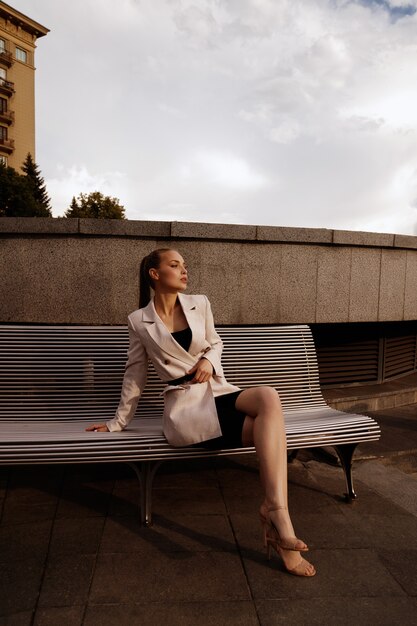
[236,386,315,573]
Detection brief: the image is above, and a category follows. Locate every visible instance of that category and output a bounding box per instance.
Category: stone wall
[1,217,417,325]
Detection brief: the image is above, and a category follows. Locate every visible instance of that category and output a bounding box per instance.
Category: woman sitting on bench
[87,247,316,577]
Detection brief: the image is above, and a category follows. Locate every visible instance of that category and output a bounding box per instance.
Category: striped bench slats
[0,323,381,523]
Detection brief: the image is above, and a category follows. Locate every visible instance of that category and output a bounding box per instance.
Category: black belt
[165,372,195,386]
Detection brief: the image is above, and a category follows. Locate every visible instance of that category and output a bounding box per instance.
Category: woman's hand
[186,357,214,384]
[85,423,109,432]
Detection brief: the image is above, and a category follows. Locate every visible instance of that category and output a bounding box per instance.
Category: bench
[0,323,381,525]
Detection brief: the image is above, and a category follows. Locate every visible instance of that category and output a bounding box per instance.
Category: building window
[0,68,5,81]
[0,126,7,140]
[15,47,27,63]
[0,155,7,166]
[0,39,5,52]
[0,97,6,113]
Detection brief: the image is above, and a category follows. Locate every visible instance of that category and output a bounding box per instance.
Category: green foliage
[21,153,52,215]
[0,154,52,217]
[0,162,40,216]
[64,191,126,219]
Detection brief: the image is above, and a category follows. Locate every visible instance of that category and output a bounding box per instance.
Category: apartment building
[0,1,48,170]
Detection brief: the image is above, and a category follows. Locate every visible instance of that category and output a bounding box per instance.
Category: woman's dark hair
[139,248,173,308]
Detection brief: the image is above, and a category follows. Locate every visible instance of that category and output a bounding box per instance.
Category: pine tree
[0,161,39,216]
[21,153,52,216]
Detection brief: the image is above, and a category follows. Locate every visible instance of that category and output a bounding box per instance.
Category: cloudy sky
[11,0,417,235]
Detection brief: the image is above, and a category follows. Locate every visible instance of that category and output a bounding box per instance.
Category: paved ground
[1,403,417,625]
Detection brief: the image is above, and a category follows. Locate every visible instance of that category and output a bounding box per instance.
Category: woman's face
[150,250,188,292]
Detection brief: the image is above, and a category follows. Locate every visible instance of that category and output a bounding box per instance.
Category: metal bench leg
[333,443,358,502]
[127,460,163,526]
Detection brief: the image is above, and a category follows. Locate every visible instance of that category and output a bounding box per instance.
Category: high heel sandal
[259,505,309,552]
[260,505,316,577]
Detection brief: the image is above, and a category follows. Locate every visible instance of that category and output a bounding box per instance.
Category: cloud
[46,166,129,217]
[10,0,417,235]
[179,151,268,189]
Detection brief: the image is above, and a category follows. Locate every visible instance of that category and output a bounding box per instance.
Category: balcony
[0,137,14,153]
[0,49,13,68]
[0,109,14,125]
[0,78,15,96]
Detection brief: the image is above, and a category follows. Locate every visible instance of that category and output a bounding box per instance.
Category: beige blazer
[106,292,241,445]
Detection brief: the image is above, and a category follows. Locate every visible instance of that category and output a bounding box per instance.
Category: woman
[87,248,316,577]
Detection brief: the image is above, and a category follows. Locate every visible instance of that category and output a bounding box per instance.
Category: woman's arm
[86,316,148,432]
[186,295,224,383]
[200,294,223,375]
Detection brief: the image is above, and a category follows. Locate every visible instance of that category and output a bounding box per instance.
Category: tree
[64,191,126,219]
[0,162,39,216]
[21,152,52,216]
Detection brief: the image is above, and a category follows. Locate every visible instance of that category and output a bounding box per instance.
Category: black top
[171,326,192,352]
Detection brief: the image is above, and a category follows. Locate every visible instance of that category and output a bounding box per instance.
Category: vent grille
[384,334,417,379]
[316,340,379,384]
[312,321,417,387]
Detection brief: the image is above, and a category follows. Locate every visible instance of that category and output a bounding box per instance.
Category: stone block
[378,249,407,321]
[333,229,394,247]
[186,240,282,324]
[234,243,282,324]
[394,233,417,249]
[349,247,381,321]
[316,247,351,322]
[79,218,171,237]
[190,241,244,323]
[171,221,257,240]
[0,237,159,324]
[404,250,417,320]
[257,225,332,244]
[278,244,318,323]
[0,216,78,234]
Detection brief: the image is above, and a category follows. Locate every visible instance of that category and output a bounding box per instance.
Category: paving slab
[0,558,44,616]
[0,611,33,626]
[242,548,406,600]
[55,481,113,519]
[107,483,142,517]
[84,600,259,626]
[255,597,417,626]
[1,403,417,624]
[377,549,417,596]
[151,487,227,516]
[33,605,85,626]
[89,551,250,604]
[152,458,219,488]
[48,517,105,558]
[1,467,59,524]
[0,520,52,563]
[354,460,417,516]
[230,510,365,552]
[101,513,235,554]
[37,555,95,608]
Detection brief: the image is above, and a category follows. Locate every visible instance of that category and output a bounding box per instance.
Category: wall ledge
[0,217,416,250]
